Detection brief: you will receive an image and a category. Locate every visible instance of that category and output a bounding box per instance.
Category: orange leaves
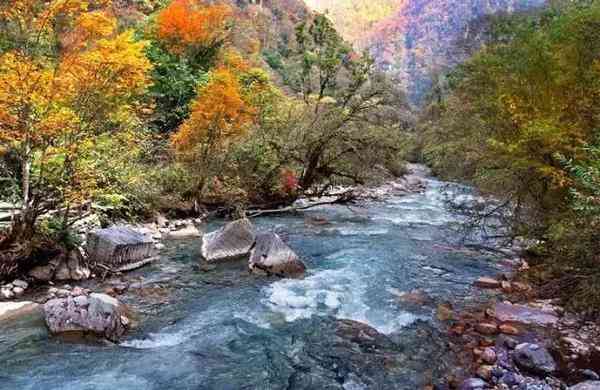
[156,0,232,54]
[171,67,255,155]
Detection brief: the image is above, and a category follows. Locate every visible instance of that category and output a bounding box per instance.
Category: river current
[0,167,509,389]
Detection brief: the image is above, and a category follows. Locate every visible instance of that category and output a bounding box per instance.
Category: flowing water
[0,167,511,389]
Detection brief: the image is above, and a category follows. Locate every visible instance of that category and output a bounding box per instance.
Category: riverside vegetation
[419,0,600,313]
[0,0,409,280]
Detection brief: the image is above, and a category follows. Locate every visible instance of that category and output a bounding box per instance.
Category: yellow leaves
[172,67,256,156]
[60,30,151,103]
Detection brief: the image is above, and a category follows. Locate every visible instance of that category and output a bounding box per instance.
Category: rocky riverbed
[1,165,597,389]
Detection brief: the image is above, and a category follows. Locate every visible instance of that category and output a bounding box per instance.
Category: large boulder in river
[87,226,157,270]
[43,293,130,342]
[249,232,306,277]
[201,219,256,262]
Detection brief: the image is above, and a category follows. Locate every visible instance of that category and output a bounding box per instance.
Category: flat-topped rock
[201,219,256,262]
[0,301,41,322]
[87,226,157,268]
[493,302,559,327]
[249,232,306,278]
[44,293,130,342]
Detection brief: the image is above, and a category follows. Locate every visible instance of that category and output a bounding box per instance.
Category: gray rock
[249,232,306,277]
[570,381,600,390]
[87,226,157,268]
[513,343,557,375]
[12,286,25,296]
[0,288,14,299]
[459,378,487,390]
[29,257,61,281]
[44,293,129,341]
[201,219,256,262]
[493,302,559,327]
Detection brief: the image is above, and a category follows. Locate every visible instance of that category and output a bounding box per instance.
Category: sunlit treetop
[156,0,233,55]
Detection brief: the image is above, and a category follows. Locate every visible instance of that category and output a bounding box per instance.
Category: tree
[156,0,232,60]
[171,67,257,196]
[0,0,151,253]
[263,14,407,194]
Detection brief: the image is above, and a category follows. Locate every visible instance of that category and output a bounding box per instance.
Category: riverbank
[438,259,600,390]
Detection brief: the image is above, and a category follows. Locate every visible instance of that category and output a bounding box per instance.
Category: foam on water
[262,267,418,334]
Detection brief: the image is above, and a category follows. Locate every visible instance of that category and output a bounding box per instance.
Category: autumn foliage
[0,0,151,247]
[157,0,232,55]
[171,67,255,156]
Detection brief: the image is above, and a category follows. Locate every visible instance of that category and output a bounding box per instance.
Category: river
[0,166,511,389]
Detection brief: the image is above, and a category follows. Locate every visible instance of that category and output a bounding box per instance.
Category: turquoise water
[0,171,507,389]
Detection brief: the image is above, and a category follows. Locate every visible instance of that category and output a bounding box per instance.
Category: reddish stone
[474,277,501,289]
[475,322,498,335]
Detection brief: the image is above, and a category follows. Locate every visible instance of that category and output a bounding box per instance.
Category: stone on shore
[87,226,157,269]
[0,301,41,322]
[43,293,130,341]
[474,277,501,289]
[201,219,256,262]
[249,232,306,277]
[493,302,559,327]
[459,378,487,390]
[513,343,557,375]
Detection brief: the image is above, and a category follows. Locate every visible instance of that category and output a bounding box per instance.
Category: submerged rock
[87,226,157,269]
[201,219,256,262]
[249,232,306,278]
[0,301,41,322]
[513,343,557,375]
[43,293,130,341]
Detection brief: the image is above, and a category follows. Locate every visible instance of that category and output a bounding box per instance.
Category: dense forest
[0,0,409,279]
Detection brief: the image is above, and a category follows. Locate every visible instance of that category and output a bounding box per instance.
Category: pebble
[499,323,520,335]
[474,277,501,289]
[12,280,28,289]
[477,365,493,380]
[481,347,497,364]
[476,322,498,335]
[12,287,25,296]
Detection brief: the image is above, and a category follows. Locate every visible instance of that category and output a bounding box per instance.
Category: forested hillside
[420,0,600,310]
[304,0,546,104]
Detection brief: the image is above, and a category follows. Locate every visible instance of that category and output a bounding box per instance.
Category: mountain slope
[303,0,547,104]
